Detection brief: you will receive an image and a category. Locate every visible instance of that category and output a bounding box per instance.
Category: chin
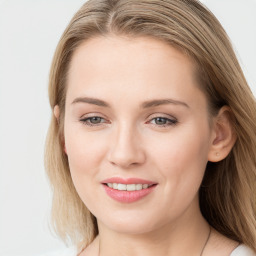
[97,209,167,235]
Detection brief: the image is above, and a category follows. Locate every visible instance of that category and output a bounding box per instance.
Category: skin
[54,35,237,255]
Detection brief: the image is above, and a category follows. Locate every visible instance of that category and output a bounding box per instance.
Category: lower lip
[103,184,157,203]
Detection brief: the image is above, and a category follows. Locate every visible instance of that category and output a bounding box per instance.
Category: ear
[208,106,237,162]
[53,105,60,123]
[53,105,67,154]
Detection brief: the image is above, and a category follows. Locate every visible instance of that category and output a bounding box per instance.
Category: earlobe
[208,106,237,162]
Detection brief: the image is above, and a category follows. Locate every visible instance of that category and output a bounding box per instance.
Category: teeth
[127,184,136,191]
[136,184,142,190]
[106,183,152,191]
[117,183,126,191]
[142,184,148,189]
[107,183,113,188]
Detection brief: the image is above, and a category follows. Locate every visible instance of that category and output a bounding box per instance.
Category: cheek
[65,124,106,167]
[153,127,209,163]
[150,123,211,191]
[64,128,108,213]
[64,124,108,195]
[144,125,211,221]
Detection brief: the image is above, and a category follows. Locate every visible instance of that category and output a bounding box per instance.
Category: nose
[107,124,146,169]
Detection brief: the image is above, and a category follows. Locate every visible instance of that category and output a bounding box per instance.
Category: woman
[45,0,256,255]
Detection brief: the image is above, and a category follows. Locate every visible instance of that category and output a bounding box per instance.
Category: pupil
[156,117,166,124]
[91,117,101,124]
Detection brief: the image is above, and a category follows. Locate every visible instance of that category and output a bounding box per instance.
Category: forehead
[68,35,196,78]
[66,35,205,109]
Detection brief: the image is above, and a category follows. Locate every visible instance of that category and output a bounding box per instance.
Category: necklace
[98,226,211,256]
[200,226,211,256]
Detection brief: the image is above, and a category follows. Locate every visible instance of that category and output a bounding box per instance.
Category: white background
[0,1,255,255]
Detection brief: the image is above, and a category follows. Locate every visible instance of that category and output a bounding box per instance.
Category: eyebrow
[72,97,110,107]
[71,97,189,108]
[141,99,189,108]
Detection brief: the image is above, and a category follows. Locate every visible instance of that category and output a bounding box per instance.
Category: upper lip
[101,177,157,185]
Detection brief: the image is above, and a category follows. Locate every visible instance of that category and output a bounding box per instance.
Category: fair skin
[54,36,238,255]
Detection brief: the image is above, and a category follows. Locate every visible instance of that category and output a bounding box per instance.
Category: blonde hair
[45,0,256,252]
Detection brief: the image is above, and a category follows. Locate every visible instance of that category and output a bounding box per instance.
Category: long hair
[45,0,256,252]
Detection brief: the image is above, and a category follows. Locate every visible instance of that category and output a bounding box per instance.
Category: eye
[149,117,178,127]
[80,116,107,126]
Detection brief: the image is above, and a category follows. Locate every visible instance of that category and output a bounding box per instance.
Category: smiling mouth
[103,183,156,191]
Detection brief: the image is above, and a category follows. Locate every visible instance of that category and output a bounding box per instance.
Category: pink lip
[101,177,157,203]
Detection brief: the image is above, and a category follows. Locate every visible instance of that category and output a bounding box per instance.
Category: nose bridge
[108,121,145,168]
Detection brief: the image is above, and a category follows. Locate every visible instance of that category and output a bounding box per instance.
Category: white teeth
[142,184,148,189]
[127,184,136,191]
[117,183,126,191]
[136,184,142,190]
[106,183,152,191]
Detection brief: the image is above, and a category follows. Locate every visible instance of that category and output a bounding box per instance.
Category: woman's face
[64,36,215,234]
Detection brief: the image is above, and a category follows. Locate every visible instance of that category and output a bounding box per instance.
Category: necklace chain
[98,226,211,256]
[200,226,211,256]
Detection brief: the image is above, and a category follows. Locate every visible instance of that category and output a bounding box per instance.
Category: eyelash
[79,115,178,128]
[148,116,178,127]
[80,116,107,127]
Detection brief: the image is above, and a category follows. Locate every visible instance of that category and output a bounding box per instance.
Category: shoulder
[230,244,256,256]
[37,246,77,256]
[206,229,254,256]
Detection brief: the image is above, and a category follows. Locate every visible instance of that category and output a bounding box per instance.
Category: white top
[39,246,77,256]
[230,245,256,256]
[40,244,256,256]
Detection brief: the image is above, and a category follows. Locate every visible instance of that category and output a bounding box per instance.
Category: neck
[97,211,210,256]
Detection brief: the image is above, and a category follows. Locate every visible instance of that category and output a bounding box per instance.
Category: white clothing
[40,244,255,256]
[38,246,77,256]
[230,245,256,256]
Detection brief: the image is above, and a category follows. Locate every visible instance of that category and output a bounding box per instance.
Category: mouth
[103,183,156,191]
[101,177,158,203]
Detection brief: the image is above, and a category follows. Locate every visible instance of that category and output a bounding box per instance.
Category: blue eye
[150,117,177,127]
[80,116,106,126]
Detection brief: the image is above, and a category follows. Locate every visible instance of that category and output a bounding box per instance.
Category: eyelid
[80,112,105,118]
[147,113,177,121]
[79,113,109,127]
